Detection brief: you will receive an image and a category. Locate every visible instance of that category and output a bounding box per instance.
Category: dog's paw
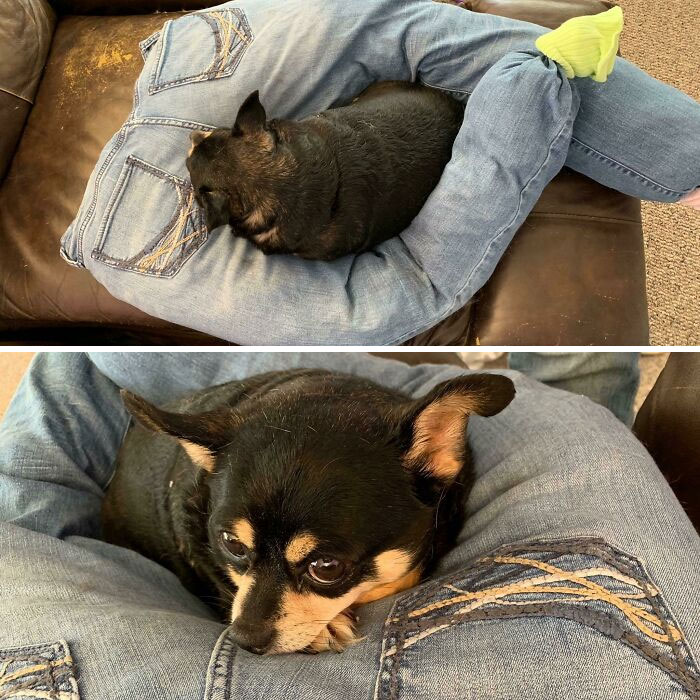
[305,609,359,653]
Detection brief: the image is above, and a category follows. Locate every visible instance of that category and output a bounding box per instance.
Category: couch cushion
[0,0,55,179]
[0,12,221,342]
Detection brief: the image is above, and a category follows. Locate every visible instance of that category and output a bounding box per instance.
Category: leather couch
[633,353,700,531]
[376,351,700,532]
[0,0,649,345]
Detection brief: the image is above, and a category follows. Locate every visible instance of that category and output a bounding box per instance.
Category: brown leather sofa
[0,0,649,345]
[377,351,700,532]
[634,353,700,531]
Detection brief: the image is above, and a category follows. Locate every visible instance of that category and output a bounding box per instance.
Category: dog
[102,368,514,655]
[185,82,464,260]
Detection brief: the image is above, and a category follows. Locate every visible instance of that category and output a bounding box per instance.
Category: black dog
[102,369,514,654]
[186,82,464,260]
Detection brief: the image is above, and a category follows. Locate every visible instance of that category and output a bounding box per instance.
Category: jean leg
[566,63,700,201]
[0,353,129,537]
[508,352,640,425]
[3,353,699,699]
[402,50,579,294]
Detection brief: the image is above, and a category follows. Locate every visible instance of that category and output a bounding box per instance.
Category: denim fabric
[1,353,699,699]
[59,0,700,344]
[508,351,640,425]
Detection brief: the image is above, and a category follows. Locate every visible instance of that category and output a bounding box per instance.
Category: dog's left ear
[201,190,230,233]
[232,90,267,136]
[400,374,515,482]
[121,390,237,472]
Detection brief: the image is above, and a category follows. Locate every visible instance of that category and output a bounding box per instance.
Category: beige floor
[619,0,700,345]
[0,352,667,420]
[0,352,33,419]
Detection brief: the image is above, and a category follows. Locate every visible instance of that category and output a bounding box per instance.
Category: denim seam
[204,628,238,700]
[126,117,219,131]
[570,137,686,197]
[526,211,640,224]
[74,124,130,268]
[418,79,471,97]
[139,30,160,60]
[148,9,253,96]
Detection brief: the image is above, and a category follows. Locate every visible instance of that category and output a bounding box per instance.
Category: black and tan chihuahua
[185,82,464,260]
[102,368,514,655]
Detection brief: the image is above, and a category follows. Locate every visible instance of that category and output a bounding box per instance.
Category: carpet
[619,0,700,344]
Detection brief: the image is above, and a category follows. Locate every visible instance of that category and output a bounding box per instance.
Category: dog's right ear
[121,390,236,472]
[201,190,231,233]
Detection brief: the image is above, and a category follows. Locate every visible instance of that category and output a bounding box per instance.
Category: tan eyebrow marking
[230,518,255,550]
[285,533,319,565]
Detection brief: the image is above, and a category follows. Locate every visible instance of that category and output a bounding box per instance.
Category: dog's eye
[221,532,248,560]
[307,557,345,584]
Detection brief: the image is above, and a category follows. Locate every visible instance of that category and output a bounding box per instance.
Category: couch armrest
[466,169,648,346]
[50,0,209,14]
[463,0,615,29]
[0,0,55,181]
[634,353,700,530]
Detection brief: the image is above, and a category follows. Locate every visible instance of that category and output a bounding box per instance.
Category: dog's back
[305,81,464,257]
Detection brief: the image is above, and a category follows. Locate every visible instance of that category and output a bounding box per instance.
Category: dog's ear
[121,390,236,472]
[201,190,230,233]
[232,90,267,136]
[400,374,515,482]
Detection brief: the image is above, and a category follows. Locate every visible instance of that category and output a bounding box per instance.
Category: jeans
[1,352,699,700]
[59,0,700,345]
[508,351,640,425]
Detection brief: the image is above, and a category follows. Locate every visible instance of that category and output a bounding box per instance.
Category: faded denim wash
[60,0,700,344]
[1,352,699,699]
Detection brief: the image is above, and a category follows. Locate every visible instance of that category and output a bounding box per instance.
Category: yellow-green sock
[535,6,623,83]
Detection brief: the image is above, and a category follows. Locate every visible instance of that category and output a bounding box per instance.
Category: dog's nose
[190,130,207,147]
[231,620,275,655]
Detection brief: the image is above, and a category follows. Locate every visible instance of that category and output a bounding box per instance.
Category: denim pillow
[60,0,550,344]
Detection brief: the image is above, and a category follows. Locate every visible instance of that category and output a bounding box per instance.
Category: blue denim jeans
[1,352,699,700]
[59,0,700,344]
[508,351,640,425]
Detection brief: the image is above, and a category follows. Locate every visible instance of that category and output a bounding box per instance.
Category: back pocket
[0,640,79,699]
[376,538,700,700]
[149,8,253,95]
[91,155,208,278]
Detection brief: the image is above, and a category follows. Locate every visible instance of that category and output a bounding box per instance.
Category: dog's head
[186,91,301,248]
[122,371,514,654]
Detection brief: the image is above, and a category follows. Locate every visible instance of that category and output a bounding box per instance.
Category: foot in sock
[535,6,623,82]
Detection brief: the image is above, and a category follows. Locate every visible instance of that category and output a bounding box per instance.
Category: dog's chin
[302,609,359,654]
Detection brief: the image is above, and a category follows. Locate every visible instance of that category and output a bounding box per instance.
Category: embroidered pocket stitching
[91,155,207,278]
[148,9,253,95]
[0,640,79,700]
[375,538,700,700]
